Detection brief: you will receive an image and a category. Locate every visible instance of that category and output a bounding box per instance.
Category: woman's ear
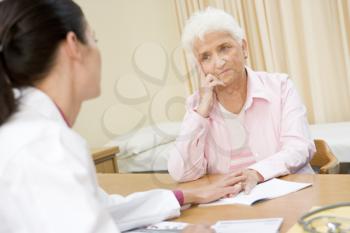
[242,39,248,59]
[64,31,83,61]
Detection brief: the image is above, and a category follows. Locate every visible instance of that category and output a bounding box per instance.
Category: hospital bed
[105,121,350,173]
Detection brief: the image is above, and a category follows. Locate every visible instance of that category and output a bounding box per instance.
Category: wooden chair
[310,139,340,174]
[91,146,119,173]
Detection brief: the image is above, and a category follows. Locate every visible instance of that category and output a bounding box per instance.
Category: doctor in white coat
[0,0,244,232]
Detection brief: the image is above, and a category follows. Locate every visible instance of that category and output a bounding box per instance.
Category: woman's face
[78,23,102,100]
[193,31,247,85]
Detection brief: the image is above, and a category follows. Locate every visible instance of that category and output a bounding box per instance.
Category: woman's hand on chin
[196,63,225,118]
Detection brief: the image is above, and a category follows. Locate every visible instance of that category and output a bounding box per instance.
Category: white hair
[182,7,244,66]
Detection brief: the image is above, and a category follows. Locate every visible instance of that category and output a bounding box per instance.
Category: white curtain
[174,0,350,124]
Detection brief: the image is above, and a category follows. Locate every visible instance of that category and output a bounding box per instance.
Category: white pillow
[105,121,181,158]
[117,141,175,172]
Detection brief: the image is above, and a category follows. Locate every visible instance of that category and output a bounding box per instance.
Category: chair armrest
[320,158,340,174]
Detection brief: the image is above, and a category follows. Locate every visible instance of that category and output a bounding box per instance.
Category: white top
[218,103,257,170]
[218,103,247,150]
[0,87,180,233]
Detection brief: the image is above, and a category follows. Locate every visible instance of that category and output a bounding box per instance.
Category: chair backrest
[310,139,340,174]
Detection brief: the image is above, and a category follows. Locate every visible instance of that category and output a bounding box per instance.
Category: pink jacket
[168,67,315,182]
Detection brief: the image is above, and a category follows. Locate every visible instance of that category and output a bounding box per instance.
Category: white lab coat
[0,87,180,233]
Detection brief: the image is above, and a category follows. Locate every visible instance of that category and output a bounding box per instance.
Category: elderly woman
[168,7,315,192]
[0,1,245,233]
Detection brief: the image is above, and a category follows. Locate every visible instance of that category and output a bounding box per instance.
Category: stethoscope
[298,202,350,233]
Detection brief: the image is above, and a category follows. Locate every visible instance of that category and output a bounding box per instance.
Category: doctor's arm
[5,132,119,233]
[99,173,244,232]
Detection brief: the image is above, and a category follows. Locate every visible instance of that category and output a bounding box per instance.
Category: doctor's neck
[36,72,82,127]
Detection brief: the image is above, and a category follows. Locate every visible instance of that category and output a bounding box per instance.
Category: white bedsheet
[310,121,350,163]
[116,142,174,172]
[105,122,181,172]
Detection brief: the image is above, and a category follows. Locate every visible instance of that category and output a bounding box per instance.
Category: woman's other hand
[231,169,264,194]
[182,172,244,204]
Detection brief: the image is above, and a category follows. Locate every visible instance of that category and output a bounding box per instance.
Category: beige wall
[74,0,187,148]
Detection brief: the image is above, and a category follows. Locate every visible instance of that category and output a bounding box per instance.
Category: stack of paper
[200,178,312,207]
[212,218,283,233]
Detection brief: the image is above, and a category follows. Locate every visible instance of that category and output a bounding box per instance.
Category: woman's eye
[221,45,231,51]
[201,55,210,62]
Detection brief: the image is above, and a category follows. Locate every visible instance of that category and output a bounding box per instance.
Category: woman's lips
[218,69,232,76]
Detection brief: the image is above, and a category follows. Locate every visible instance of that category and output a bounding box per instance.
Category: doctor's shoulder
[0,113,90,168]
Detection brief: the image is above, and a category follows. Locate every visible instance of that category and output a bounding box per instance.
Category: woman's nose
[215,56,226,68]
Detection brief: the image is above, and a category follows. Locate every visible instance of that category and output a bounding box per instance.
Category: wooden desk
[97,174,350,233]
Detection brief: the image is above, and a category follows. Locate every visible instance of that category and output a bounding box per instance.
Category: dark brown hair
[0,0,87,125]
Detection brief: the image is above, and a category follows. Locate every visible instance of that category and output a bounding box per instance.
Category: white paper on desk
[124,221,188,232]
[212,218,283,233]
[200,178,311,207]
